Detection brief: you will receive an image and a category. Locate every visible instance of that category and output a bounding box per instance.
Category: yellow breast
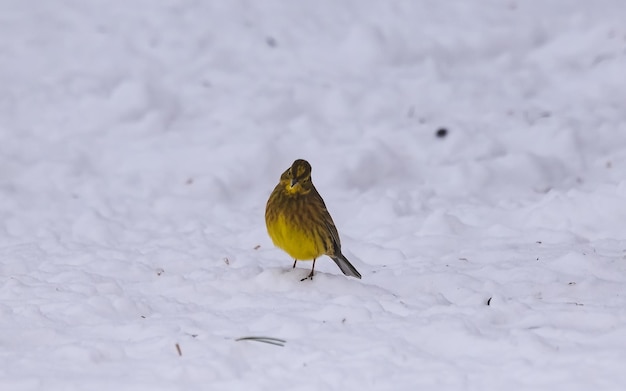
[266,213,324,261]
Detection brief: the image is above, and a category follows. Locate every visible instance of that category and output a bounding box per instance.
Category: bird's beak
[290,178,299,187]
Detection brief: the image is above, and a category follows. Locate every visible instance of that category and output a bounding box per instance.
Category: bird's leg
[301,258,316,281]
[293,259,297,268]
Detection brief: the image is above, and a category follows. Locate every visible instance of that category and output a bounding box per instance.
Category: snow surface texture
[1,1,626,390]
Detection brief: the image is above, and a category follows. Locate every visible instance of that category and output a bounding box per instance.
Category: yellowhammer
[265,159,362,280]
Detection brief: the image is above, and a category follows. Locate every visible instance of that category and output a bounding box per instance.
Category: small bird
[265,159,362,280]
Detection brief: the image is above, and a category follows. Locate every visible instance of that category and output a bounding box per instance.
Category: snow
[1,0,626,389]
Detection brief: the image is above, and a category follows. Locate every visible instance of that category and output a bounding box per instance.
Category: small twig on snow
[235,336,286,347]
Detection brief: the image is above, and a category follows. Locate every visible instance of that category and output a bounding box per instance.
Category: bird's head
[281,159,312,193]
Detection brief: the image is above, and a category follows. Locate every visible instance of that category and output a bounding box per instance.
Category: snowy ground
[1,1,626,390]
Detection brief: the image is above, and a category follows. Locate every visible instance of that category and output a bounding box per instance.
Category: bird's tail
[331,253,362,279]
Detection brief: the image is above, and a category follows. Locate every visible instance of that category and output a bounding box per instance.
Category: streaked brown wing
[311,185,342,254]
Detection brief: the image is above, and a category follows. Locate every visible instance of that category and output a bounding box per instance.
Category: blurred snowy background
[1,1,626,390]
